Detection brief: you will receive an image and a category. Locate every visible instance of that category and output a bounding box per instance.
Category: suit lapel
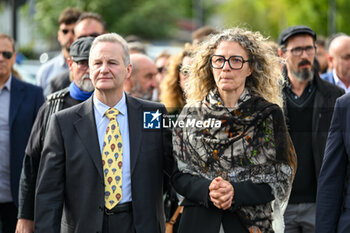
[74,97,103,179]
[9,77,25,128]
[126,95,143,175]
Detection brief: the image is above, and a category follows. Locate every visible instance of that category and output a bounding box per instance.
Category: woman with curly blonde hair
[160,43,193,114]
[172,27,297,233]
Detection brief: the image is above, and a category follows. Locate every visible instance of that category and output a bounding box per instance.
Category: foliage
[31,0,194,41]
[216,0,350,41]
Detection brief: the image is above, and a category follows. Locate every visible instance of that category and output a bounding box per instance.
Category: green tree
[217,0,350,40]
[32,0,205,41]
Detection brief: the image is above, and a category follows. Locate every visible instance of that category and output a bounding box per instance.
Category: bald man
[124,53,157,100]
[321,35,350,93]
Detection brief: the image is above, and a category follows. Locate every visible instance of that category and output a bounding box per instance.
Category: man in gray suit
[34,33,173,233]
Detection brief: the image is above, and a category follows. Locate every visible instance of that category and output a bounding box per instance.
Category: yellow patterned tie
[102,108,123,209]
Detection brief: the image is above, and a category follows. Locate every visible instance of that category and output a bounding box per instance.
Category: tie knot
[105,108,119,120]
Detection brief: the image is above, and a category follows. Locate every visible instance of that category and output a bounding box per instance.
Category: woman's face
[211,41,252,94]
[179,56,191,91]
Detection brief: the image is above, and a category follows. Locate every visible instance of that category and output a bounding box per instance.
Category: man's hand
[16,219,34,233]
[209,176,234,210]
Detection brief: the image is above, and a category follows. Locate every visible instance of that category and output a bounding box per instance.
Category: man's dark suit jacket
[34,94,173,233]
[316,93,350,233]
[8,76,44,207]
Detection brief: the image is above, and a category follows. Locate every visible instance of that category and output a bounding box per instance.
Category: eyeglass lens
[0,51,13,59]
[211,55,247,70]
[62,29,74,35]
[290,46,315,56]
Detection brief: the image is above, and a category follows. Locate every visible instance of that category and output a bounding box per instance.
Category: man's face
[58,23,75,51]
[90,42,131,94]
[0,38,16,82]
[282,35,315,82]
[316,45,328,72]
[132,58,157,100]
[68,58,94,92]
[74,19,104,39]
[155,56,169,84]
[330,38,350,82]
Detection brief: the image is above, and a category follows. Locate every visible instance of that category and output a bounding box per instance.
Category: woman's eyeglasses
[179,66,190,77]
[210,55,250,70]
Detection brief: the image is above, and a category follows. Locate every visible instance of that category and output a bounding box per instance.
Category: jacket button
[99,206,103,211]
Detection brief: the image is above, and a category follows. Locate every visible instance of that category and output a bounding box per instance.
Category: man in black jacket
[277,25,344,233]
[16,36,95,233]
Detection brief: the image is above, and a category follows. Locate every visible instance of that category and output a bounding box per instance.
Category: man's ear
[67,57,73,70]
[278,48,285,58]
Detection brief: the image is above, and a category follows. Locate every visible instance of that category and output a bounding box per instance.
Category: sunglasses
[61,29,74,35]
[77,33,101,39]
[157,67,167,73]
[0,51,13,59]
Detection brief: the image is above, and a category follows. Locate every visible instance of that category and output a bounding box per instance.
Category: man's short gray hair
[90,33,130,65]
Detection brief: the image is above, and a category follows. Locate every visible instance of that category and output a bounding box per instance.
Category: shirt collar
[332,69,344,86]
[93,92,127,119]
[2,74,12,91]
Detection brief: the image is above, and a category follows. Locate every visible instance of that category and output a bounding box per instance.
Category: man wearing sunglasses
[36,8,81,96]
[49,12,106,95]
[0,33,44,233]
[278,25,344,233]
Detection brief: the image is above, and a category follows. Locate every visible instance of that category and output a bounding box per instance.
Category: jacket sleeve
[231,181,274,210]
[18,103,47,220]
[316,97,348,233]
[34,114,65,233]
[171,167,212,207]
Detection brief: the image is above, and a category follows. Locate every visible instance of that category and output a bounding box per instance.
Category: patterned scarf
[173,89,296,233]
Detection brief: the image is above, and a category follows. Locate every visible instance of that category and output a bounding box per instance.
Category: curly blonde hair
[160,43,193,111]
[185,27,284,108]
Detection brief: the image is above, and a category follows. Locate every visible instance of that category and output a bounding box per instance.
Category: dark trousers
[0,202,18,233]
[102,203,135,233]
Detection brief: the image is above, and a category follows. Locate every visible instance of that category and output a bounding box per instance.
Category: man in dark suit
[316,93,350,232]
[0,33,44,233]
[34,33,173,233]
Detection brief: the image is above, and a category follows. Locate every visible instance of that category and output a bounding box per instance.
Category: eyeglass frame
[179,66,190,77]
[73,60,89,70]
[77,33,101,39]
[210,55,250,70]
[0,51,13,59]
[157,66,167,74]
[283,45,316,57]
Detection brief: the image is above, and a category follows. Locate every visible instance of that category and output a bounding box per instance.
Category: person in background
[172,27,296,233]
[0,33,44,233]
[192,25,218,45]
[36,7,81,96]
[277,25,344,233]
[49,11,106,94]
[315,36,329,74]
[321,34,350,93]
[15,37,95,233]
[124,53,157,101]
[160,43,193,115]
[153,51,171,101]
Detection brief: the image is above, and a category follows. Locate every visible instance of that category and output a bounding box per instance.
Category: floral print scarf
[173,89,296,233]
